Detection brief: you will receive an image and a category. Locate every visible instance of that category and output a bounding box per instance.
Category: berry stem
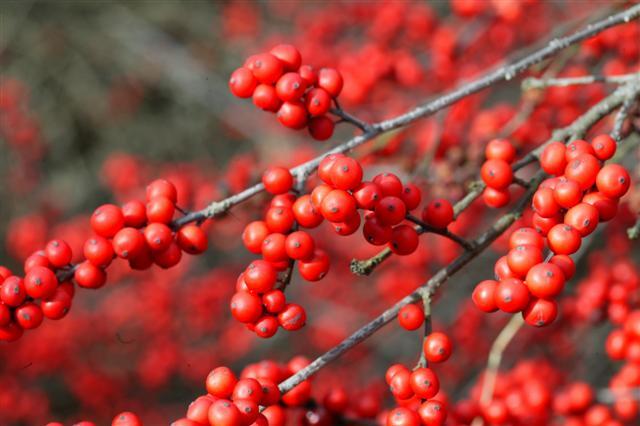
[415,294,432,370]
[404,214,477,251]
[521,72,639,91]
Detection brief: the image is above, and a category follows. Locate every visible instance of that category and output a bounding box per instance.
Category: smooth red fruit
[112,412,143,426]
[253,84,282,112]
[305,88,331,116]
[363,216,393,245]
[422,199,454,228]
[375,196,406,226]
[401,184,422,211]
[485,138,516,163]
[564,153,600,190]
[390,225,419,255]
[523,298,558,327]
[285,231,315,260]
[533,187,560,218]
[398,304,424,330]
[242,221,270,254]
[565,139,595,161]
[330,157,363,190]
[481,159,513,189]
[112,227,146,259]
[473,280,499,312]
[262,167,293,195]
[298,65,317,86]
[553,179,583,209]
[229,67,257,98]
[591,134,616,160]
[206,367,238,398]
[373,173,403,197]
[549,255,575,280]
[410,368,440,400]
[292,195,324,228]
[143,223,173,252]
[246,53,283,84]
[495,278,530,313]
[532,212,562,236]
[91,204,125,238]
[244,260,277,293]
[146,179,177,203]
[74,261,107,289]
[389,368,413,400]
[494,256,516,280]
[265,206,295,233]
[15,302,43,329]
[262,290,286,314]
[387,407,421,426]
[332,210,362,236]
[423,332,452,363]
[308,116,335,140]
[122,200,147,227]
[509,227,544,250]
[24,266,57,299]
[207,399,243,426]
[146,196,175,224]
[596,164,630,199]
[547,224,582,255]
[418,399,447,426]
[275,72,307,102]
[153,242,182,269]
[564,203,599,236]
[353,182,382,210]
[525,263,566,298]
[41,286,72,320]
[320,190,357,222]
[261,233,288,263]
[269,44,301,71]
[318,154,344,184]
[2,277,27,307]
[277,101,308,129]
[45,239,72,268]
[177,225,208,254]
[507,245,544,278]
[540,141,567,176]
[317,68,343,97]
[277,303,306,331]
[483,187,510,208]
[298,249,330,281]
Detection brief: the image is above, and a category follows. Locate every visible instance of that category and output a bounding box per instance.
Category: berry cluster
[229,44,343,141]
[473,135,631,327]
[481,138,518,208]
[0,179,208,342]
[173,357,312,426]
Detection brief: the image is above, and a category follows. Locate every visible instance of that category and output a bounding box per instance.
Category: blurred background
[1,1,639,425]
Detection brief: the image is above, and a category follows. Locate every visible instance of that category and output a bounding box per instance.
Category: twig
[174,5,640,228]
[405,215,476,251]
[628,218,640,240]
[330,106,372,133]
[612,89,639,142]
[415,294,432,369]
[350,83,638,277]
[278,171,544,395]
[522,72,639,91]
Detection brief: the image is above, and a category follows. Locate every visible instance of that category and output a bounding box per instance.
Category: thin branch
[522,72,639,91]
[278,171,544,395]
[612,89,639,142]
[174,5,640,228]
[405,215,477,251]
[415,294,432,369]
[350,82,638,277]
[628,218,640,240]
[330,106,372,132]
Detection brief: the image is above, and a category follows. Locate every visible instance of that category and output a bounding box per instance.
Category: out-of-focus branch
[522,72,639,91]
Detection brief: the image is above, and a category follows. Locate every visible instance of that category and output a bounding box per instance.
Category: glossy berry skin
[506,245,543,278]
[540,141,567,176]
[112,228,146,259]
[278,303,306,331]
[481,159,513,190]
[262,290,286,314]
[363,216,393,245]
[122,200,147,227]
[246,53,284,84]
[206,367,237,398]
[253,84,282,112]
[591,134,616,160]
[509,227,544,250]
[565,139,595,161]
[242,221,270,254]
[298,249,330,281]
[375,196,406,226]
[277,101,308,129]
[24,266,57,299]
[398,304,424,330]
[483,187,510,208]
[74,261,107,289]
[485,138,516,163]
[146,179,178,203]
[177,225,208,254]
[494,256,517,280]
[269,44,301,71]
[91,204,125,238]
[143,223,173,252]
[422,199,454,228]
[353,182,382,210]
[423,332,452,363]
[15,302,43,329]
[112,412,143,426]
[298,64,317,86]
[547,224,582,255]
[387,407,421,426]
[330,157,363,191]
[318,154,343,184]
[292,195,324,228]
[275,72,307,102]
[390,225,419,256]
[308,116,335,140]
[45,239,72,268]
[317,68,343,97]
[1,276,26,307]
[553,179,583,209]
[523,298,558,327]
[305,88,332,116]
[549,255,575,280]
[582,191,618,221]
[265,207,295,233]
[244,260,276,293]
[208,399,243,426]
[495,278,530,313]
[564,153,600,191]
[401,184,422,211]
[262,167,294,195]
[153,242,182,269]
[321,190,357,223]
[285,231,315,260]
[261,233,288,263]
[41,286,72,320]
[418,400,447,426]
[410,367,440,399]
[229,67,257,98]
[596,164,630,199]
[473,280,499,312]
[533,187,560,218]
[564,203,599,236]
[146,196,175,224]
[389,368,413,400]
[525,263,566,298]
[373,173,403,197]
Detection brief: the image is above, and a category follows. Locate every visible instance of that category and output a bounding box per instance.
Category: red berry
[483,187,511,208]
[363,215,393,245]
[91,204,125,238]
[122,200,147,227]
[146,196,175,224]
[582,191,618,221]
[553,178,583,209]
[418,400,447,426]
[246,53,284,84]
[317,68,343,97]
[45,239,72,268]
[285,231,315,260]
[265,206,295,233]
[330,157,363,190]
[549,255,575,280]
[277,101,308,129]
[547,224,582,255]
[532,187,560,218]
[596,164,630,199]
[507,244,544,278]
[591,134,616,160]
[308,116,335,140]
[564,203,599,237]
[495,278,530,313]
[146,179,178,203]
[207,399,243,426]
[375,196,407,226]
[305,88,332,116]
[41,286,72,320]
[242,221,270,254]
[410,367,440,400]
[298,65,317,86]
[177,225,208,255]
[298,249,330,281]
[353,182,382,210]
[423,332,452,363]
[253,84,282,112]
[525,263,565,298]
[15,303,43,329]
[262,166,294,195]
[398,304,424,330]
[229,67,257,98]
[244,260,277,293]
[0,276,26,307]
[540,141,567,176]
[206,367,237,398]
[473,280,499,312]
[564,153,600,191]
[401,184,422,211]
[112,227,146,259]
[292,195,324,228]
[422,199,454,228]
[277,303,306,331]
[481,159,513,190]
[262,290,286,314]
[523,298,558,327]
[143,223,173,252]
[390,225,419,255]
[565,139,595,161]
[387,407,421,426]
[74,261,107,289]
[24,266,57,299]
[269,44,301,71]
[84,237,115,268]
[509,227,544,250]
[261,233,288,263]
[275,72,307,102]
[485,138,516,163]
[373,173,403,197]
[320,190,357,222]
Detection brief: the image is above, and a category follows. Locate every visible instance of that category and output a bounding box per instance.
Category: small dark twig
[405,215,477,251]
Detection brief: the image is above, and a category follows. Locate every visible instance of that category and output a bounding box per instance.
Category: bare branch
[522,72,639,91]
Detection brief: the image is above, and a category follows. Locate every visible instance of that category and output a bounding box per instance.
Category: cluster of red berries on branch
[0,179,208,342]
[384,332,452,426]
[229,44,344,141]
[473,135,631,327]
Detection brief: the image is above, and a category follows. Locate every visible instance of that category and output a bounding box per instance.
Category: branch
[278,171,544,394]
[330,104,373,132]
[612,88,639,142]
[522,72,639,91]
[405,215,477,251]
[175,5,640,228]
[350,82,639,277]
[415,294,432,369]
[628,218,640,240]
